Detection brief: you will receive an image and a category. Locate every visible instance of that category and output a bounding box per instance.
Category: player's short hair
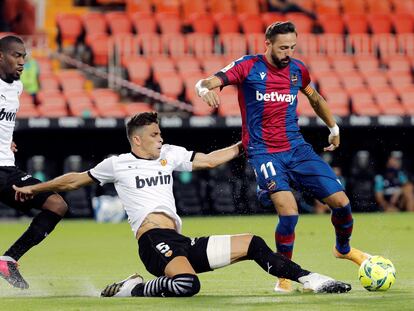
[265,21,297,42]
[0,35,25,53]
[126,112,159,141]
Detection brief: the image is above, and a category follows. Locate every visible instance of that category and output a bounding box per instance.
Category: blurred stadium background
[1,0,414,219]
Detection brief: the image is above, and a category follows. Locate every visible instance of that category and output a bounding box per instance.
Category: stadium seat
[200,56,226,75]
[382,55,412,73]
[186,33,214,58]
[87,34,113,66]
[220,33,247,58]
[374,90,407,115]
[137,33,162,56]
[340,71,366,93]
[366,0,391,14]
[90,88,120,106]
[153,0,180,14]
[324,89,350,116]
[218,86,239,116]
[315,72,342,93]
[364,72,389,91]
[182,0,207,22]
[239,14,264,34]
[123,102,153,115]
[347,34,373,55]
[162,33,187,57]
[391,14,414,35]
[296,34,319,55]
[18,100,39,118]
[318,14,345,34]
[342,0,366,14]
[215,14,240,34]
[235,0,260,15]
[189,13,215,35]
[56,13,83,48]
[131,13,157,35]
[67,93,97,118]
[307,55,332,73]
[285,13,314,33]
[318,34,345,55]
[354,55,380,71]
[60,76,86,93]
[175,56,202,78]
[391,0,414,13]
[351,91,381,116]
[150,56,177,83]
[372,34,398,58]
[158,14,182,34]
[123,55,151,85]
[387,72,413,93]
[210,0,233,15]
[37,93,68,117]
[39,75,60,91]
[397,33,414,56]
[330,55,355,73]
[82,12,107,45]
[36,57,53,74]
[343,14,368,34]
[246,33,265,54]
[400,89,414,114]
[297,92,315,116]
[126,0,152,13]
[96,103,127,118]
[368,14,392,34]
[157,73,183,99]
[112,33,139,58]
[262,13,285,29]
[314,0,341,14]
[191,96,215,116]
[105,12,132,35]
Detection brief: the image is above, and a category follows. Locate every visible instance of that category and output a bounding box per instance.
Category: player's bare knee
[325,192,349,208]
[42,194,68,216]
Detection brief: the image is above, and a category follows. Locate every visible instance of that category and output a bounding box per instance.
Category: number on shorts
[260,162,276,179]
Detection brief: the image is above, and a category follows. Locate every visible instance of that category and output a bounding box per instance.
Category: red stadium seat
[382,55,411,73]
[316,72,342,93]
[368,14,392,34]
[56,13,82,46]
[343,14,368,34]
[220,33,247,58]
[372,34,398,58]
[158,14,182,34]
[36,57,53,74]
[314,0,341,14]
[162,33,187,57]
[262,13,285,29]
[342,0,366,14]
[296,34,319,55]
[307,56,332,73]
[17,103,39,118]
[234,0,260,15]
[82,12,107,44]
[126,0,152,14]
[90,88,120,106]
[191,96,215,116]
[186,33,214,58]
[351,91,381,116]
[123,102,153,115]
[239,14,264,34]
[190,13,215,35]
[105,12,132,35]
[37,90,62,104]
[366,0,391,14]
[246,33,265,54]
[137,33,162,56]
[60,76,86,93]
[88,34,113,66]
[399,89,414,113]
[37,93,68,117]
[318,34,345,55]
[387,72,413,93]
[39,75,60,91]
[215,14,240,34]
[285,13,314,33]
[390,0,414,13]
[175,56,201,78]
[122,55,151,85]
[330,55,355,73]
[347,34,373,55]
[210,0,233,15]
[218,86,239,116]
[339,71,365,93]
[397,34,414,56]
[150,56,176,83]
[67,93,97,118]
[200,56,226,75]
[96,103,127,118]
[131,13,157,35]
[113,33,139,58]
[374,90,406,115]
[364,72,389,91]
[318,14,345,34]
[157,73,183,99]
[354,55,380,71]
[324,89,350,116]
[182,0,207,22]
[391,14,414,35]
[297,92,315,116]
[153,0,180,14]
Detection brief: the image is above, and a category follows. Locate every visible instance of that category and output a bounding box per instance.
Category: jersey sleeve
[88,156,115,185]
[298,62,311,89]
[167,145,195,172]
[214,56,253,86]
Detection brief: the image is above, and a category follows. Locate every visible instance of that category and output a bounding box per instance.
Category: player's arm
[301,85,340,152]
[195,76,223,108]
[192,141,243,171]
[13,172,94,202]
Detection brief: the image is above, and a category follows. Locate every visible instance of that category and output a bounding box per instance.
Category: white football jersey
[0,78,22,166]
[89,144,194,235]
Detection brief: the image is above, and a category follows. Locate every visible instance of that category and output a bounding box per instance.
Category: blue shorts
[248,143,344,201]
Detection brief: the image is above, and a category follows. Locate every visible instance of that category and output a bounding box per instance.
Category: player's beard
[271,52,290,69]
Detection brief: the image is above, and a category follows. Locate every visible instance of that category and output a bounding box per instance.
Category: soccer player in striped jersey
[195,21,369,292]
[13,112,351,297]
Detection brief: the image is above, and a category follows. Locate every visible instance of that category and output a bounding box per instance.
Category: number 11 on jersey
[260,161,276,179]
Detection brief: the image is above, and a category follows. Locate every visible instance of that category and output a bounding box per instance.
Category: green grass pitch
[0,213,413,310]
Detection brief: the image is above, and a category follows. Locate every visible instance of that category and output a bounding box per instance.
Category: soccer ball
[358,256,396,291]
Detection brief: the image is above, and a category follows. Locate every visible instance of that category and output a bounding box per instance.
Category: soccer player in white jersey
[0,35,68,289]
[13,112,351,297]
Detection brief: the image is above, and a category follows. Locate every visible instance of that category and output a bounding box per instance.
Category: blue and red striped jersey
[215,54,311,155]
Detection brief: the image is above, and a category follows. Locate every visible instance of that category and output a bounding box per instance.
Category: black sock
[4,210,62,261]
[247,235,310,282]
[131,273,200,297]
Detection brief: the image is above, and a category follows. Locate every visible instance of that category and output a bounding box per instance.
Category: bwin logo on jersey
[255,91,297,103]
[135,172,172,188]
[0,108,17,121]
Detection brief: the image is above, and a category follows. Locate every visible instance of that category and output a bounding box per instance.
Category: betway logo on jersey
[256,91,297,103]
[0,108,17,121]
[136,172,172,188]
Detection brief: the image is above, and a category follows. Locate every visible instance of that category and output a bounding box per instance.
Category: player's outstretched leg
[0,256,28,289]
[247,235,351,294]
[101,273,200,298]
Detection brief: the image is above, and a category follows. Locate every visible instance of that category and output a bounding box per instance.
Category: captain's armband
[302,85,315,96]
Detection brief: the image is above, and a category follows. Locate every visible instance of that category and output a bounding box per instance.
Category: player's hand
[324,133,340,152]
[201,90,220,108]
[10,141,18,153]
[13,185,35,202]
